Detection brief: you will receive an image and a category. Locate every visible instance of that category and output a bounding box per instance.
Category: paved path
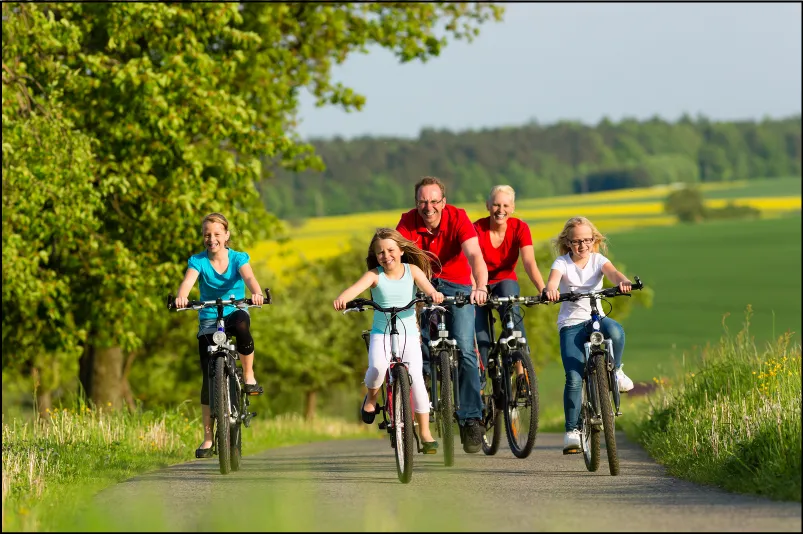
[79,433,801,531]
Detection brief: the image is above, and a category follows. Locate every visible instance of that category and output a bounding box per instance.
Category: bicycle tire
[230,372,243,471]
[595,353,619,475]
[393,366,415,483]
[215,356,231,475]
[437,350,455,467]
[481,364,503,456]
[503,350,539,458]
[581,381,601,472]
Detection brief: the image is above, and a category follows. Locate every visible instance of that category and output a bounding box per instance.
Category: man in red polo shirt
[396,176,489,454]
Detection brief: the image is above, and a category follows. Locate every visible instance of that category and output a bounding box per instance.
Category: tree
[664,186,707,223]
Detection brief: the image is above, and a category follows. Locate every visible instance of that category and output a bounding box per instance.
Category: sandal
[361,394,377,424]
[195,446,213,459]
[422,441,439,454]
[244,381,264,396]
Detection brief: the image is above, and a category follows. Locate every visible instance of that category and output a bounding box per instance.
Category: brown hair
[202,212,231,248]
[553,216,608,256]
[414,176,446,201]
[366,228,440,279]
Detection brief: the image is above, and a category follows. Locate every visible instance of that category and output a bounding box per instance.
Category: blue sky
[296,2,802,140]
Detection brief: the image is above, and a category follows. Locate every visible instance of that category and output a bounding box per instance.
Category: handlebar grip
[633,276,643,290]
[264,288,272,305]
[345,300,363,309]
[166,294,175,310]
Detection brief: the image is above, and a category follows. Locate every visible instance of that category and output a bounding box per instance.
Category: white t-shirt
[550,252,610,330]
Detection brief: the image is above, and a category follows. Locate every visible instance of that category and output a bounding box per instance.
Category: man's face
[416,184,445,228]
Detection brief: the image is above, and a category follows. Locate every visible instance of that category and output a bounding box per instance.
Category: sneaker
[615,366,634,392]
[461,418,483,454]
[563,429,582,454]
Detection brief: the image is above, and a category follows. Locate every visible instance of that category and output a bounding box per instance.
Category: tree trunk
[91,345,124,410]
[32,367,52,418]
[304,390,317,421]
[121,350,138,413]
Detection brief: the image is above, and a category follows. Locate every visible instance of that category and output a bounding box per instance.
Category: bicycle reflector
[212,331,227,345]
[589,332,604,346]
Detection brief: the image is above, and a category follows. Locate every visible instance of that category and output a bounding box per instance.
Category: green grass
[1,402,377,532]
[618,312,802,501]
[536,215,802,432]
[703,176,801,200]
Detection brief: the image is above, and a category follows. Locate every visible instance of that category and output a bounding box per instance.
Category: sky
[295,2,802,140]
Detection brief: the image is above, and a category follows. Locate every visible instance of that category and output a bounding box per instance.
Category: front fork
[583,339,621,417]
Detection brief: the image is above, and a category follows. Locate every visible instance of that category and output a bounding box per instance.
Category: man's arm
[461,236,488,305]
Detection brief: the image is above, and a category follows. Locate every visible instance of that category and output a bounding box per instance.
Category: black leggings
[197,310,254,405]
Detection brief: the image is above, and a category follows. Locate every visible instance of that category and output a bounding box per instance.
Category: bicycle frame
[583,297,621,417]
[424,303,460,415]
[484,298,531,407]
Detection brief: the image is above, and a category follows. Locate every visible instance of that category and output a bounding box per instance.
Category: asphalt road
[78,432,801,532]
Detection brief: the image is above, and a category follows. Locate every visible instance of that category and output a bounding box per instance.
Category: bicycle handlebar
[343,295,428,315]
[166,288,273,311]
[550,276,644,304]
[483,295,545,308]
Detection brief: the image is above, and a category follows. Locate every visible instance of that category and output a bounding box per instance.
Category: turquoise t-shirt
[187,248,250,323]
[370,264,419,336]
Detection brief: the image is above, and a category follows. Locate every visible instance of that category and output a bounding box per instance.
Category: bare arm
[601,261,632,292]
[333,270,379,311]
[175,268,200,308]
[409,264,444,304]
[238,263,265,306]
[544,269,562,301]
[519,245,546,293]
[461,236,488,305]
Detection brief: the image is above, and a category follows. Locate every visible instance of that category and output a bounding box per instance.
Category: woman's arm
[519,244,546,293]
[601,261,632,292]
[175,268,200,308]
[238,263,265,305]
[333,270,379,310]
[410,264,444,304]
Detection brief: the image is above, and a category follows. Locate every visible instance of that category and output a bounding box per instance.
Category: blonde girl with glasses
[543,216,635,455]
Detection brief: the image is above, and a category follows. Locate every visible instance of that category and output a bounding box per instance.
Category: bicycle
[166,290,271,475]
[479,294,542,458]
[344,294,431,484]
[418,291,471,467]
[550,277,644,476]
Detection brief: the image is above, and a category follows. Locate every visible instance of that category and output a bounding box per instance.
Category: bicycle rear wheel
[393,366,415,483]
[595,353,619,476]
[580,380,600,472]
[503,350,539,458]
[215,356,231,475]
[436,350,455,467]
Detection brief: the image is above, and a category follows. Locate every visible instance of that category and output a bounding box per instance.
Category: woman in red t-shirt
[473,185,546,387]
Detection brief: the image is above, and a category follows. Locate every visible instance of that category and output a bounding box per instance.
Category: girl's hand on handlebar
[251,293,264,306]
[618,280,632,293]
[333,297,347,311]
[545,288,560,302]
[175,296,189,309]
[429,291,445,304]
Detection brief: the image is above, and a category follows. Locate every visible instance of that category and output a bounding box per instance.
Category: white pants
[365,333,430,414]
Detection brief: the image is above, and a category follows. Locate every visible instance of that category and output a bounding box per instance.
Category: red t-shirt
[396,204,477,286]
[473,217,533,284]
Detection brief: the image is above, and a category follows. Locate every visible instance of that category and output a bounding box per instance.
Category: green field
[537,214,802,430]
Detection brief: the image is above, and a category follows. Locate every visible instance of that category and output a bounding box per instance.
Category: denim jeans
[559,316,625,432]
[474,279,527,373]
[420,278,484,422]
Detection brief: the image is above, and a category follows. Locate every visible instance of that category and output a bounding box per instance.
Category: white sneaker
[563,429,582,454]
[615,366,634,392]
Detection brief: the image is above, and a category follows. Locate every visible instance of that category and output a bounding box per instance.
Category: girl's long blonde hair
[553,216,609,256]
[366,228,440,278]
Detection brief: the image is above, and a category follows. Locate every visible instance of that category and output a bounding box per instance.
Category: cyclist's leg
[599,317,625,368]
[402,334,435,442]
[494,280,528,375]
[559,323,586,432]
[474,291,492,374]
[365,334,392,411]
[197,333,214,450]
[226,310,262,394]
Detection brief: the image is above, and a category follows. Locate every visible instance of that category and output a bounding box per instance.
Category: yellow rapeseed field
[252,183,800,276]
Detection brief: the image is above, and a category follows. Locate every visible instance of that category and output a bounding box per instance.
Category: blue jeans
[420,278,484,422]
[559,317,625,432]
[474,279,527,373]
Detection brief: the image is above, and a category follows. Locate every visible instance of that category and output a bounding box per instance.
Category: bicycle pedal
[615,411,623,416]
[563,448,582,455]
[378,421,387,430]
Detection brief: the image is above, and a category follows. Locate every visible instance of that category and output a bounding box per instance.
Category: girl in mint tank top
[334,228,445,453]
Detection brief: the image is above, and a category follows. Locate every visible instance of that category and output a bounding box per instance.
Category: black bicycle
[551,277,644,476]
[167,290,271,474]
[418,291,471,467]
[345,294,431,483]
[479,294,542,458]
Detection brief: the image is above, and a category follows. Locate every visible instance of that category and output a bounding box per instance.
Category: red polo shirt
[473,217,533,284]
[396,204,477,286]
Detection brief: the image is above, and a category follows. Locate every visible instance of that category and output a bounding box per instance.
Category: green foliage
[705,202,761,221]
[664,185,707,222]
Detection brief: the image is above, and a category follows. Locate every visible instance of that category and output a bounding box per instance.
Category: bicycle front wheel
[436,350,455,467]
[503,350,539,458]
[393,366,415,483]
[481,363,503,456]
[594,353,619,476]
[215,357,232,475]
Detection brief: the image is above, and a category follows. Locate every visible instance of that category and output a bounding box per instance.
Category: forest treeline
[260,115,802,218]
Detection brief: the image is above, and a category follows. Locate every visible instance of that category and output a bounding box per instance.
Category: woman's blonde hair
[554,216,608,256]
[202,212,231,248]
[366,228,440,279]
[487,184,516,207]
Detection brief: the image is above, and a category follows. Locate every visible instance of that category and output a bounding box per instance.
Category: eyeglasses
[569,238,595,246]
[417,198,444,208]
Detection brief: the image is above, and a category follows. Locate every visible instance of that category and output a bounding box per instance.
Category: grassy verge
[618,308,802,501]
[1,401,377,532]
